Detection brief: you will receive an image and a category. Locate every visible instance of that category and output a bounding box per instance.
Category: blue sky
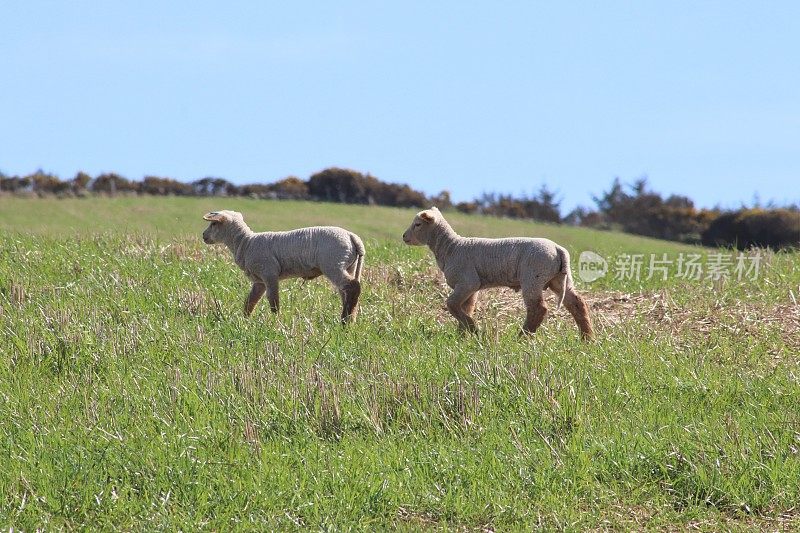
[2,1,798,212]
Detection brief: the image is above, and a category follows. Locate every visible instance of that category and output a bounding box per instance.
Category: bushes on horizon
[568,177,798,249]
[307,167,369,203]
[72,172,92,195]
[3,167,797,250]
[141,176,193,196]
[0,174,32,193]
[429,190,453,210]
[701,209,799,250]
[191,177,237,197]
[455,201,479,214]
[1,170,92,197]
[270,176,309,200]
[307,167,427,207]
[477,185,561,223]
[575,177,714,244]
[90,173,139,195]
[29,171,70,196]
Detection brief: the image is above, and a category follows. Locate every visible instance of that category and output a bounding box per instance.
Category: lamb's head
[403,207,441,246]
[202,210,246,244]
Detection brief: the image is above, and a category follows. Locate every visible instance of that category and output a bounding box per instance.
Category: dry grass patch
[561,289,799,355]
[371,273,800,357]
[176,289,211,316]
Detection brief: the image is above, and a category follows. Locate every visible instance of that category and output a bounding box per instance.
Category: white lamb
[202,210,365,323]
[402,207,593,339]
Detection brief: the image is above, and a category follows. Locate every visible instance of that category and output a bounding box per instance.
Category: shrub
[91,173,139,195]
[307,167,427,207]
[141,176,193,196]
[270,176,309,200]
[0,175,32,193]
[192,177,237,196]
[701,209,800,250]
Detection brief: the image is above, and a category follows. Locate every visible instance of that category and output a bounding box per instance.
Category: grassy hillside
[1,196,798,530]
[0,195,695,252]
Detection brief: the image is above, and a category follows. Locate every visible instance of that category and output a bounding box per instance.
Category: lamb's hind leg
[341,277,361,323]
[325,268,361,324]
[343,260,363,321]
[521,287,548,335]
[265,277,280,314]
[563,288,594,340]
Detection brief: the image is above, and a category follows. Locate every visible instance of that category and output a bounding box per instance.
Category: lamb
[402,207,593,339]
[202,210,365,323]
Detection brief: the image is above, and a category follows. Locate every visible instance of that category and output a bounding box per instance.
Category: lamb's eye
[414,222,422,227]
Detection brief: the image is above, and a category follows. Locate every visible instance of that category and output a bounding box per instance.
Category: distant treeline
[2,167,798,250]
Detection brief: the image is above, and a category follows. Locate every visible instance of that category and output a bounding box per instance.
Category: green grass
[1,196,798,530]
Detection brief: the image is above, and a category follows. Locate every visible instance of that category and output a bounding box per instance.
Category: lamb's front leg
[446,285,479,333]
[244,282,266,316]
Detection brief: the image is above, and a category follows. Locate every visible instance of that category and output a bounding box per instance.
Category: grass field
[1,196,798,530]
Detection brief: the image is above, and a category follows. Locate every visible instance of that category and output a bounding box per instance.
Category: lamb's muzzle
[402,207,594,339]
[202,210,365,324]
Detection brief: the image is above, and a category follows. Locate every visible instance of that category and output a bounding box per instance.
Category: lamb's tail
[354,253,365,282]
[555,247,569,312]
[350,233,365,282]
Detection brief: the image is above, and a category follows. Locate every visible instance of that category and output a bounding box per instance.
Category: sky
[1,1,798,213]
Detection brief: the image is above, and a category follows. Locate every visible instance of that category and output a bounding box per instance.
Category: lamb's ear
[419,211,435,223]
[203,212,225,222]
[431,206,440,212]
